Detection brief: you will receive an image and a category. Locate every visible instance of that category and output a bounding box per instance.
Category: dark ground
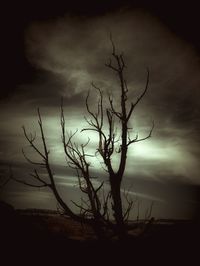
[0,201,199,265]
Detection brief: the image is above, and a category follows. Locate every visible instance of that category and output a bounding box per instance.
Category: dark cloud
[21,9,200,128]
[12,69,86,108]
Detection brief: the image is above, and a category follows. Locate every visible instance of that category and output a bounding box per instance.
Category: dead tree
[60,101,111,238]
[10,38,153,240]
[10,109,87,223]
[10,107,111,239]
[82,37,154,238]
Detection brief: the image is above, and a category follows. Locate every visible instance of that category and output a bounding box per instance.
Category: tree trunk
[110,176,126,239]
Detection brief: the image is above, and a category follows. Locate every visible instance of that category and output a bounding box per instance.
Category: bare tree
[10,38,153,240]
[10,110,83,221]
[60,102,112,238]
[9,107,111,239]
[81,37,154,238]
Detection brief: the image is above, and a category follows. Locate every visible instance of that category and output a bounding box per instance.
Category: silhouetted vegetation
[10,38,154,240]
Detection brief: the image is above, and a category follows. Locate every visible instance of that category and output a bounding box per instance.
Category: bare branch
[127,68,149,122]
[22,126,46,160]
[71,200,92,214]
[30,169,51,187]
[110,32,116,55]
[9,165,50,188]
[102,189,111,220]
[108,95,121,119]
[119,53,126,70]
[127,121,154,146]
[37,108,50,158]
[144,201,154,221]
[61,101,108,226]
[105,58,118,72]
[22,148,45,166]
[11,175,49,188]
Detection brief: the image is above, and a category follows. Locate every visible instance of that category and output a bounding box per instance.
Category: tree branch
[127,121,154,146]
[127,68,149,122]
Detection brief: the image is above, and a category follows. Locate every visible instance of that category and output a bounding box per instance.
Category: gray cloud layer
[1,9,200,218]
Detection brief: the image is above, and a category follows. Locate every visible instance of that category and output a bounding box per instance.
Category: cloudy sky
[1,1,200,220]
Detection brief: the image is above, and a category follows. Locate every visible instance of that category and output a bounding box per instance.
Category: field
[0,202,199,263]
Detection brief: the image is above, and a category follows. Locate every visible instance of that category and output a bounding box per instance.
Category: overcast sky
[1,1,200,220]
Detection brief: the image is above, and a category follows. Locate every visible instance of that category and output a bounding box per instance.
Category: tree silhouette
[11,38,153,240]
[80,37,154,238]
